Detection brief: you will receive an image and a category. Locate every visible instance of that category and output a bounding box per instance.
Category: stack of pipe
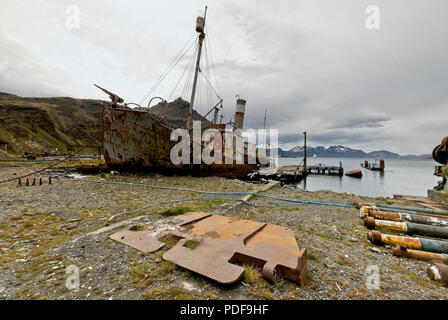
[361,203,448,261]
[361,203,448,283]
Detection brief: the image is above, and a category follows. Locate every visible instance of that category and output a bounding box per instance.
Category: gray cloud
[0,0,447,154]
[328,115,391,129]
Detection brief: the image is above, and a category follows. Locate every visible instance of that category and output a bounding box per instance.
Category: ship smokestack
[234,97,246,131]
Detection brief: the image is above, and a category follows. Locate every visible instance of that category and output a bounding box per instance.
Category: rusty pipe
[376,203,448,216]
[368,230,448,254]
[427,263,448,286]
[364,217,407,232]
[364,217,448,239]
[392,245,448,264]
[361,207,448,227]
[367,230,422,249]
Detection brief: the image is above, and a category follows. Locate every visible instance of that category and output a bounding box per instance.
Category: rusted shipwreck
[97,7,262,178]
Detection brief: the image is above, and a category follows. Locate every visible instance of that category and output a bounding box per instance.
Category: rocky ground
[1,162,448,300]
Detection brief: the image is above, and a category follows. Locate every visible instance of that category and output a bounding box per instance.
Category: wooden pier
[249,132,343,183]
[252,163,344,183]
[306,164,344,176]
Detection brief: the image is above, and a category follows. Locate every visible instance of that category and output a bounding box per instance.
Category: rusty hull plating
[101,106,259,177]
[110,212,307,285]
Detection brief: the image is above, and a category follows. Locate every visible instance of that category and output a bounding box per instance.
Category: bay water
[277,157,439,198]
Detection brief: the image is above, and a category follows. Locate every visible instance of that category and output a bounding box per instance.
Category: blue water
[277,157,440,198]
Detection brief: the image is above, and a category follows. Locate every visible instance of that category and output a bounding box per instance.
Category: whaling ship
[96,7,263,177]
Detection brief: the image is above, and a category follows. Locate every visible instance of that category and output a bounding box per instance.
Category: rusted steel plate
[110,212,211,253]
[110,212,307,285]
[110,227,165,253]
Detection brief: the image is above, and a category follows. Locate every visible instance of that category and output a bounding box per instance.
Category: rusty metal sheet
[110,212,211,253]
[109,212,307,285]
[110,227,165,253]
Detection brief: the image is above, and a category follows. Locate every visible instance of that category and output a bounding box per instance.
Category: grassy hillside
[0,92,103,157]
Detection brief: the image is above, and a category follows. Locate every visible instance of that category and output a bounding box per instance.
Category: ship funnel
[234,97,246,131]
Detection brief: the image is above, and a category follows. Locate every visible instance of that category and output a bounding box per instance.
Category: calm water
[278,157,439,198]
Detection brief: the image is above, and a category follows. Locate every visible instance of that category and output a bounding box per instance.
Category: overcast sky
[1,0,447,154]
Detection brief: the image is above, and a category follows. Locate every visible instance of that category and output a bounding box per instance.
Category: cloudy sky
[1,0,447,154]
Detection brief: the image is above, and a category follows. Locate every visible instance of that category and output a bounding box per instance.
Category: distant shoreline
[277,155,433,160]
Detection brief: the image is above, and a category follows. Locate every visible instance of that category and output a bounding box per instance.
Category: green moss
[130,262,156,283]
[93,287,103,295]
[159,235,180,250]
[130,225,144,232]
[160,207,193,217]
[160,261,176,275]
[143,286,197,300]
[243,266,260,284]
[261,291,274,300]
[307,251,320,262]
[204,292,219,300]
[183,239,201,249]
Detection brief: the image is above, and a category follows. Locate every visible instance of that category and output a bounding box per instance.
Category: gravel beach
[1,164,447,300]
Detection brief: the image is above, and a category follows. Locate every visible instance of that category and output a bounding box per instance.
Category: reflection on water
[278,157,439,198]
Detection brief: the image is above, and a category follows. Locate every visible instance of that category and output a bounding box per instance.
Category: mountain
[270,145,420,159]
[148,97,211,129]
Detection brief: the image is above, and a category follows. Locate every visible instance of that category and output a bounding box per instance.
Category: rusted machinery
[110,212,307,285]
[432,136,448,165]
[427,263,448,285]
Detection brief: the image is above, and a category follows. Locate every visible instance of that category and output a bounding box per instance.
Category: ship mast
[187,6,207,131]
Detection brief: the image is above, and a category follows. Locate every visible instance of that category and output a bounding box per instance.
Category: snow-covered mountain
[269,145,406,158]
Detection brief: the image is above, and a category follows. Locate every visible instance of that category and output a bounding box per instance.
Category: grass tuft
[160,207,193,217]
[183,239,201,249]
[243,266,260,284]
[130,225,144,232]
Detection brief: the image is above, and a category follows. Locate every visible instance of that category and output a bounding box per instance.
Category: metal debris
[392,245,448,264]
[110,212,307,285]
[427,263,448,285]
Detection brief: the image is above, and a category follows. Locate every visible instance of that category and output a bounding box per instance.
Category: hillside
[0,92,104,157]
[148,97,211,129]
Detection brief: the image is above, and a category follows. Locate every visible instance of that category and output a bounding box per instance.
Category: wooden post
[303,131,307,172]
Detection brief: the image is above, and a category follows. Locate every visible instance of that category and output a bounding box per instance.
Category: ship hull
[101,107,258,177]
